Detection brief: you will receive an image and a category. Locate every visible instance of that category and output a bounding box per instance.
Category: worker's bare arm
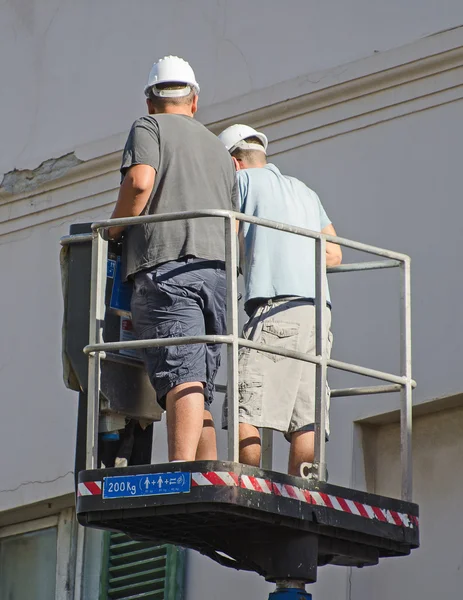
[108,164,156,240]
[321,223,342,267]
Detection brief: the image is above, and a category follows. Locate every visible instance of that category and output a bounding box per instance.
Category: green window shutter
[100,532,186,600]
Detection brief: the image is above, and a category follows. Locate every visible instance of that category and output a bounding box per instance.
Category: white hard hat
[144,55,200,98]
[218,124,268,154]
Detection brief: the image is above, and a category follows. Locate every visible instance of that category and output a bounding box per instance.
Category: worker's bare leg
[239,423,261,467]
[195,410,217,460]
[288,431,315,476]
[166,382,205,461]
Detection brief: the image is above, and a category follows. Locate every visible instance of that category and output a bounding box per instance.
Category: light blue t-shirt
[238,163,332,307]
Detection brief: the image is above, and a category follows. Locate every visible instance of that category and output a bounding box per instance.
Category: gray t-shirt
[120,114,238,280]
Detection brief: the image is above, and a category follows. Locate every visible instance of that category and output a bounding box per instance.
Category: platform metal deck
[77,461,419,582]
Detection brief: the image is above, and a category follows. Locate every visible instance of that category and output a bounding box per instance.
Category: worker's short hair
[147,82,196,108]
[231,136,267,164]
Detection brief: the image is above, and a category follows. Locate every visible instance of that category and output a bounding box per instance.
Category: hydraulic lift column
[270,581,312,599]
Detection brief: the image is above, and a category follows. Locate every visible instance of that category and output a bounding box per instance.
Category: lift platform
[77,460,419,583]
[62,209,419,597]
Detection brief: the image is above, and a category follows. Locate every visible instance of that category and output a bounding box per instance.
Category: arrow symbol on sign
[144,477,150,490]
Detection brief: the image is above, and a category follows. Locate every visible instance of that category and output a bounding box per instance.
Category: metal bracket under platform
[77,461,419,583]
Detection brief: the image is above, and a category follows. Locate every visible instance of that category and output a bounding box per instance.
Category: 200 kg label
[103,472,191,499]
[106,480,137,495]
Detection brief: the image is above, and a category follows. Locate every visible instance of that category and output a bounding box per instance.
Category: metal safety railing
[72,209,414,501]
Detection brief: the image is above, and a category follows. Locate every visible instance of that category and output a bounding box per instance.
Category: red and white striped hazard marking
[191,472,418,529]
[78,481,102,497]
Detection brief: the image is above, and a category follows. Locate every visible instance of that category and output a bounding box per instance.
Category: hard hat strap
[151,85,193,98]
[232,140,267,154]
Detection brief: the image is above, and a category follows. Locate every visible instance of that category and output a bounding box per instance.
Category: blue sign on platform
[103,472,191,499]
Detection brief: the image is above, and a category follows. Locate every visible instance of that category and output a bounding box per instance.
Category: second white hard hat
[218,124,268,154]
[144,55,200,98]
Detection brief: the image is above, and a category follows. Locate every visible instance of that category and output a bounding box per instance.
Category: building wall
[185,29,463,600]
[2,0,463,175]
[1,4,463,598]
[356,402,463,599]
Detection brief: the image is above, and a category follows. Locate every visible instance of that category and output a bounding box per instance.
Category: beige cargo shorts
[223,298,333,438]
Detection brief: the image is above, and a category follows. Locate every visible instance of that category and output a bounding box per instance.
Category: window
[0,509,76,600]
[100,532,186,600]
[0,525,57,599]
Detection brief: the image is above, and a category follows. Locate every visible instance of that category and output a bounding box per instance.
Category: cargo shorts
[130,257,227,410]
[223,298,332,438]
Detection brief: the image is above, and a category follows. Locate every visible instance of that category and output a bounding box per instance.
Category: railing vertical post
[86,229,107,470]
[225,215,240,462]
[261,429,273,470]
[400,258,413,501]
[314,237,327,481]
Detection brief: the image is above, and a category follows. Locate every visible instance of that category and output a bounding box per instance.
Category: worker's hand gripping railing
[82,210,415,501]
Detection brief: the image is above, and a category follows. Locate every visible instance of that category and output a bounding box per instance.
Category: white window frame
[0,508,77,600]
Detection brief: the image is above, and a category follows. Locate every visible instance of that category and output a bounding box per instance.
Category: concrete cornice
[203,25,463,131]
[1,25,463,237]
